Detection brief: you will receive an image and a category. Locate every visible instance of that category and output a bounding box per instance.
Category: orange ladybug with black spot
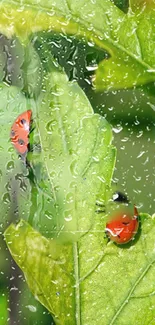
[10,110,32,157]
[106,192,139,244]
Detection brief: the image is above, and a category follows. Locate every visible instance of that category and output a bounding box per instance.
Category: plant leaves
[5,213,155,325]
[0,82,35,231]
[0,0,155,90]
[3,56,116,324]
[28,68,115,241]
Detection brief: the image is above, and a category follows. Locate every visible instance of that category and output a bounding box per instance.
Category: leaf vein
[135,28,143,61]
[73,242,81,325]
[81,119,100,178]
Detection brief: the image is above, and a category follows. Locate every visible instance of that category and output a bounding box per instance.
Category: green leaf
[28,68,115,241]
[129,0,155,12]
[0,0,155,90]
[4,220,75,324]
[5,213,155,325]
[0,293,8,325]
[22,42,43,98]
[0,83,35,230]
[3,61,116,322]
[0,37,43,98]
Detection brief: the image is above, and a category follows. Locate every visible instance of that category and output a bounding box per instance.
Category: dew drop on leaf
[46,119,57,134]
[26,305,37,313]
[64,212,72,222]
[6,161,14,171]
[2,192,11,204]
[66,192,74,204]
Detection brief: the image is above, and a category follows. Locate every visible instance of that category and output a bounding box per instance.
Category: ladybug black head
[112,191,129,204]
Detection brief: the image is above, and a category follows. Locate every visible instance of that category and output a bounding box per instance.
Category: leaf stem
[73,242,81,325]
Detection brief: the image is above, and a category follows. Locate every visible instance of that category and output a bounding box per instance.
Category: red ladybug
[105,205,139,244]
[10,110,32,157]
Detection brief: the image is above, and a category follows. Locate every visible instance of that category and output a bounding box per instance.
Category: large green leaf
[5,213,155,325]
[3,56,116,324]
[0,0,155,90]
[28,68,115,241]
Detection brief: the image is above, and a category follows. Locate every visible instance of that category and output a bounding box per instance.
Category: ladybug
[10,110,32,157]
[105,205,139,244]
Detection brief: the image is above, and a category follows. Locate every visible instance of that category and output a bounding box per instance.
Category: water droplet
[87,41,95,47]
[70,181,76,189]
[6,161,14,171]
[137,131,143,138]
[133,175,141,182]
[97,175,105,183]
[147,102,155,111]
[70,160,78,176]
[134,117,140,126]
[46,119,57,134]
[92,156,99,162]
[54,185,60,192]
[64,210,72,222]
[121,137,129,142]
[48,154,55,161]
[5,182,11,191]
[26,305,37,313]
[108,106,114,111]
[45,211,53,220]
[8,146,14,153]
[142,157,149,165]
[66,192,74,204]
[2,192,11,204]
[86,65,97,71]
[113,125,123,134]
[50,171,56,178]
[137,151,145,159]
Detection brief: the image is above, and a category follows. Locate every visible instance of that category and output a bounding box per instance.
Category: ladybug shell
[10,110,32,156]
[106,206,139,244]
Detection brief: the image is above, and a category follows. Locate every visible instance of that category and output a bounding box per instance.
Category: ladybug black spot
[122,222,130,226]
[18,139,25,146]
[11,130,15,137]
[113,191,129,204]
[20,119,26,125]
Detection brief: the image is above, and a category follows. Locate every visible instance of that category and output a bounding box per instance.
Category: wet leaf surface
[0,1,154,324]
[0,83,35,231]
[28,68,115,240]
[4,213,155,325]
[0,0,155,90]
[2,56,116,323]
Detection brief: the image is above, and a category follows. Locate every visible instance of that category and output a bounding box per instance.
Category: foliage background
[1,0,155,323]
